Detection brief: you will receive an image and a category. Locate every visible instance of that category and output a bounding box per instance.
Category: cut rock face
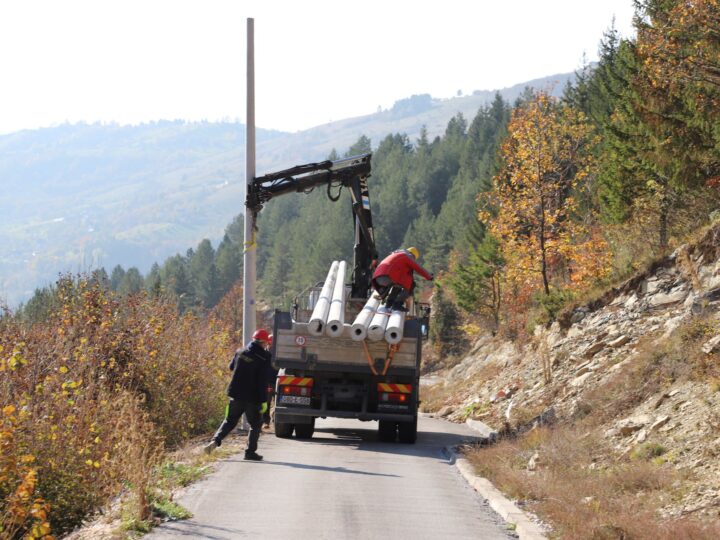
[702,335,720,354]
[616,414,652,436]
[648,289,688,308]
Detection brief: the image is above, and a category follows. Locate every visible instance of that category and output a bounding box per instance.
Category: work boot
[203,440,219,454]
[244,451,263,461]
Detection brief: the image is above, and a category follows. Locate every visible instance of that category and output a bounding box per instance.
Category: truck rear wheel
[275,421,294,438]
[378,420,396,442]
[294,418,315,439]
[398,416,417,444]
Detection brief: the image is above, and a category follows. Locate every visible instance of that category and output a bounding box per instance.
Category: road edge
[445,446,548,540]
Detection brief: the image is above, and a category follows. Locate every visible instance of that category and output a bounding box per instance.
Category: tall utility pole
[242,17,257,345]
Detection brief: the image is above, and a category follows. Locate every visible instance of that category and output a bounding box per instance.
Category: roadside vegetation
[466,426,720,539]
[0,276,236,538]
[455,309,720,539]
[3,0,720,538]
[419,2,720,536]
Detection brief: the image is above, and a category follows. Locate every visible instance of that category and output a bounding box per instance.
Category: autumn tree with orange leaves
[482,92,611,303]
[636,0,720,100]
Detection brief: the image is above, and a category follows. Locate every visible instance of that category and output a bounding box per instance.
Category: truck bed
[277,323,418,367]
[273,310,422,374]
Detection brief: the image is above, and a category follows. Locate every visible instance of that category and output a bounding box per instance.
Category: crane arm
[246,153,377,298]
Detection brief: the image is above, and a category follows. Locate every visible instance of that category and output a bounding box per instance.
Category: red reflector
[381,393,407,403]
[282,386,310,396]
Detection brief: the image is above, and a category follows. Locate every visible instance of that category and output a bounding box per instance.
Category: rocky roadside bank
[427,224,720,520]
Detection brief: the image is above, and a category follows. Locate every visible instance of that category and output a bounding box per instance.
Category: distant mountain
[276,71,575,161]
[0,71,575,306]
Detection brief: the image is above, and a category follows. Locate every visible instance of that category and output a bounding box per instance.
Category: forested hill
[257,96,510,304]
[0,72,574,307]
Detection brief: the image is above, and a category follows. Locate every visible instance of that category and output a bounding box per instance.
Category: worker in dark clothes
[263,334,278,428]
[204,329,271,461]
[371,247,433,311]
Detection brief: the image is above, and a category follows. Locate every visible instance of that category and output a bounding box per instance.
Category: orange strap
[362,339,379,376]
[362,340,400,376]
[381,344,399,376]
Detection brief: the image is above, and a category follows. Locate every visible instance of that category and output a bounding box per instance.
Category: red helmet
[252,329,270,343]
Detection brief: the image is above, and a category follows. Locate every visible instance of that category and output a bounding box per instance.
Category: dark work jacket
[265,357,278,390]
[226,341,270,403]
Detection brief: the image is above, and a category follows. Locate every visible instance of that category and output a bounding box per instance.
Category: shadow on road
[153,521,245,539]
[300,426,480,459]
[224,459,401,477]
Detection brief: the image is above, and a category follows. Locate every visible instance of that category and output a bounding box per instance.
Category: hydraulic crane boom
[246,153,378,299]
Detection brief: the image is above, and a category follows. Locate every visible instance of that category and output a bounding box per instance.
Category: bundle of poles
[307,260,406,345]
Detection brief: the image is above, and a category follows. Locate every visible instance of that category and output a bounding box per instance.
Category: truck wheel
[294,418,315,439]
[275,421,294,438]
[378,420,396,442]
[398,416,417,444]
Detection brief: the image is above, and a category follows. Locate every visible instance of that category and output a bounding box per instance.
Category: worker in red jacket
[371,247,433,311]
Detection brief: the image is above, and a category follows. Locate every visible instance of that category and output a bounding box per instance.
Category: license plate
[279,395,311,406]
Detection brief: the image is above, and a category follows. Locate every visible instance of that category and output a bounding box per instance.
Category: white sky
[0,0,636,135]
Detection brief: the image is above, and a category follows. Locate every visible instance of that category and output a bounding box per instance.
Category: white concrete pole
[326,260,348,337]
[368,305,391,341]
[242,18,257,345]
[309,261,339,336]
[385,310,407,344]
[351,293,381,341]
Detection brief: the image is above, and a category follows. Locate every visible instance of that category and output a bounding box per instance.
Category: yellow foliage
[481,91,612,317]
[0,276,230,536]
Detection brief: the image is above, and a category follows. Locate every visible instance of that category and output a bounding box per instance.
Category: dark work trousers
[373,276,415,310]
[212,399,262,453]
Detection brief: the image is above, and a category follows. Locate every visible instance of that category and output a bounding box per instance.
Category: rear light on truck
[282,385,311,397]
[278,376,314,397]
[380,392,408,403]
[377,383,412,405]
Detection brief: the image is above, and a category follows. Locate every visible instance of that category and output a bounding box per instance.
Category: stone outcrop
[432,223,720,519]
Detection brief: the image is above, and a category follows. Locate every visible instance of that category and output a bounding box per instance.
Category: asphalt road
[149,416,515,540]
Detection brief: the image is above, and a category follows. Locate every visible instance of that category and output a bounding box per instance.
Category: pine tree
[447,231,503,328]
[161,254,194,312]
[215,234,242,296]
[109,265,125,291]
[190,239,220,309]
[117,267,144,296]
[345,135,372,157]
[145,263,162,297]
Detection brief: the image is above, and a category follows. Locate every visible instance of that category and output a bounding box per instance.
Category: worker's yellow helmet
[406,247,420,259]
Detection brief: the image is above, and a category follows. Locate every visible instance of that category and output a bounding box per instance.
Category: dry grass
[464,312,720,539]
[419,383,452,413]
[420,359,504,414]
[466,425,720,539]
[0,276,233,538]
[575,314,720,429]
